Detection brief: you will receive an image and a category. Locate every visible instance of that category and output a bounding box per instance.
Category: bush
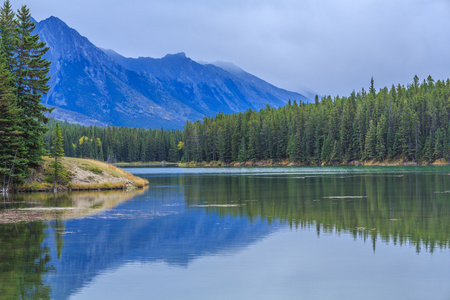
[44,161,74,185]
[23,182,52,191]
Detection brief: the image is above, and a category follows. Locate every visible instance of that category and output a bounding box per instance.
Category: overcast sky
[10,0,450,97]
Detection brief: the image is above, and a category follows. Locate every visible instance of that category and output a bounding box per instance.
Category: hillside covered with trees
[44,75,450,165]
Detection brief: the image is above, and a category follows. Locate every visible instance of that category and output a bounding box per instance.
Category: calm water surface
[1,166,450,299]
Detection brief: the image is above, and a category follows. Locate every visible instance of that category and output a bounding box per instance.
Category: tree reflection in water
[183,172,450,253]
[0,221,53,299]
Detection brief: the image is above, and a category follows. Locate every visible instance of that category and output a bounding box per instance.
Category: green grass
[80,164,103,175]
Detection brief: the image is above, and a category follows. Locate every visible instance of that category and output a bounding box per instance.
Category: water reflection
[182,172,450,253]
[1,168,450,299]
[0,189,146,299]
[0,221,53,299]
[0,189,147,223]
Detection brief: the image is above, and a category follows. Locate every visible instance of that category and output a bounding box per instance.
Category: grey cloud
[12,0,450,97]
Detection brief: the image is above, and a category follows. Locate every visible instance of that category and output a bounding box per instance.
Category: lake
[1,166,450,299]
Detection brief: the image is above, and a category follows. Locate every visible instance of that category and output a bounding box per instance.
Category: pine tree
[375,113,388,161]
[51,122,64,158]
[364,120,376,160]
[352,104,366,161]
[370,77,376,96]
[340,97,354,162]
[246,119,260,161]
[320,135,331,163]
[423,133,434,163]
[237,137,247,162]
[313,120,323,163]
[413,75,420,87]
[14,5,52,168]
[168,135,177,162]
[50,122,64,192]
[314,95,319,105]
[434,127,444,160]
[0,58,27,189]
[0,0,16,72]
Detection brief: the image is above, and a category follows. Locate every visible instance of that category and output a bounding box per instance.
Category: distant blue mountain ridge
[36,16,310,129]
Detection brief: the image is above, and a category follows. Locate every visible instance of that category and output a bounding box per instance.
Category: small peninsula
[18,157,149,192]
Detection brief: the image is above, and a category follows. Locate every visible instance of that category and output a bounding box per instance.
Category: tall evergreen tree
[0,0,16,72]
[369,77,376,95]
[434,127,444,160]
[364,120,377,160]
[14,5,52,167]
[0,58,27,188]
[237,136,247,162]
[50,122,64,192]
[314,95,319,105]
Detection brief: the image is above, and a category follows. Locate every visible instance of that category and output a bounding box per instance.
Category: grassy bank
[177,159,450,167]
[19,157,149,192]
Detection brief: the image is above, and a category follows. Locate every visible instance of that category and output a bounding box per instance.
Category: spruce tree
[423,133,434,163]
[237,137,247,162]
[375,113,388,161]
[314,95,319,105]
[0,58,27,188]
[340,97,354,161]
[51,122,64,159]
[14,5,52,168]
[434,128,444,160]
[369,77,376,95]
[50,122,64,192]
[0,0,16,72]
[364,120,376,160]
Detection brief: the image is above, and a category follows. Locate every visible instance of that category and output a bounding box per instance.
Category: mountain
[35,17,310,129]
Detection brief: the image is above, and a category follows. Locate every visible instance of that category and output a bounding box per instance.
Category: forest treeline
[44,121,184,163]
[45,75,450,165]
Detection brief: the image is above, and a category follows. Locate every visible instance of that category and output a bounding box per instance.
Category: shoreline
[177,159,450,168]
[114,161,178,167]
[10,157,447,193]
[14,157,149,193]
